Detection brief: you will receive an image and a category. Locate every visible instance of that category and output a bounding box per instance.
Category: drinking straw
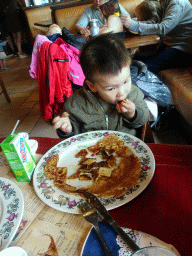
[11,120,20,135]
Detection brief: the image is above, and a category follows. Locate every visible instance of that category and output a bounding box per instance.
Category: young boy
[53,33,149,138]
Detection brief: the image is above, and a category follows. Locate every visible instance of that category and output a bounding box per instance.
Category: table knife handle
[110,221,140,252]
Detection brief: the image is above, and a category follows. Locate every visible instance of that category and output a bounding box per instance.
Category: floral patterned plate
[0,178,24,251]
[33,131,155,214]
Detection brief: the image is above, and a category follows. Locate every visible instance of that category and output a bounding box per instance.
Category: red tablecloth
[1,137,192,255]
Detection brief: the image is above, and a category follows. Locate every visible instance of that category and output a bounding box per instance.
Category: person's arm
[75,7,91,35]
[116,98,136,121]
[121,2,185,36]
[75,25,90,36]
[56,126,75,139]
[123,86,150,128]
[53,111,81,138]
[53,112,73,134]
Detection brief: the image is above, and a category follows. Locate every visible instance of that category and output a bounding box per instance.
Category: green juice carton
[0,132,37,182]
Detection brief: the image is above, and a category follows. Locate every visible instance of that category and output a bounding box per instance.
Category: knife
[78,190,140,253]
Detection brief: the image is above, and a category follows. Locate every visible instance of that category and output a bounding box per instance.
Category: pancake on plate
[44,133,141,198]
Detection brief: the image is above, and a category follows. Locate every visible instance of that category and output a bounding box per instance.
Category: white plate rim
[0,178,24,251]
[33,131,155,214]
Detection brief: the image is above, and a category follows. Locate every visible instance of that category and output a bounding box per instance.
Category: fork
[80,202,113,256]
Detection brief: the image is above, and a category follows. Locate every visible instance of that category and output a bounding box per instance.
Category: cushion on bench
[160,67,192,127]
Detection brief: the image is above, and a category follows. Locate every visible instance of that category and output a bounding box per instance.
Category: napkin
[81,222,180,256]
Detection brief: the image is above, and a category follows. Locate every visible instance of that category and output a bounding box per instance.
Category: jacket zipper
[53,58,69,62]
[87,91,109,130]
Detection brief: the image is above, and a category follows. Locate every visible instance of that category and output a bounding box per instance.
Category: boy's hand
[120,14,132,29]
[52,112,72,134]
[116,99,136,120]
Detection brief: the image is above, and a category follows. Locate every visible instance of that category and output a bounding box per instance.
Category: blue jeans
[134,46,191,75]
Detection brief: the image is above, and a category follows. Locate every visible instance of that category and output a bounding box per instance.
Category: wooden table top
[82,32,160,49]
[0,136,191,255]
[124,34,160,49]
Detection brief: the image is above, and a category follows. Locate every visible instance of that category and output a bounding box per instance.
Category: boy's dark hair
[80,33,131,83]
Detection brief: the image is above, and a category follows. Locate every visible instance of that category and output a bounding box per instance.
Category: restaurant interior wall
[24,0,85,7]
[24,5,52,38]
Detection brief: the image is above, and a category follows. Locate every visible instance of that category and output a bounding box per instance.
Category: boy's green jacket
[57,83,150,138]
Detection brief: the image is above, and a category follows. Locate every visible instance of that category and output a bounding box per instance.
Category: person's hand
[100,23,108,30]
[52,112,72,133]
[116,99,136,120]
[79,26,90,36]
[120,14,132,29]
[99,23,110,34]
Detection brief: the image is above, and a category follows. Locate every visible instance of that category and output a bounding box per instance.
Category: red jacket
[38,41,73,120]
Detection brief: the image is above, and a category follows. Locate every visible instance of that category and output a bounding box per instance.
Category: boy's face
[87,65,132,105]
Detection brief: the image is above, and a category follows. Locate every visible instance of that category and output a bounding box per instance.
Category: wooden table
[82,32,160,49]
[124,34,160,49]
[0,137,191,255]
[35,139,192,256]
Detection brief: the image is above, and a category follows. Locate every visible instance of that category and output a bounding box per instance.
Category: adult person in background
[120,0,192,75]
[135,0,162,23]
[133,1,162,59]
[0,22,17,56]
[75,0,129,37]
[0,0,28,58]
